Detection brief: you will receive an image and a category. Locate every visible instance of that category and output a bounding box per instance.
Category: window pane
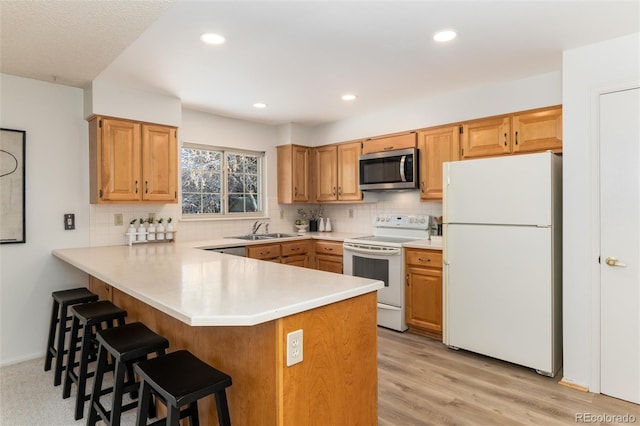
[182,145,262,217]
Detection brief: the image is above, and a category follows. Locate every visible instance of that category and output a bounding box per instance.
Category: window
[181,143,264,217]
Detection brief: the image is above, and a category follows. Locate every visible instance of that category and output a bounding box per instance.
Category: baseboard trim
[0,352,44,368]
[559,379,589,392]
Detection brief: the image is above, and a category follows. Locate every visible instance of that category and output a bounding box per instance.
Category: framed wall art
[1,128,26,244]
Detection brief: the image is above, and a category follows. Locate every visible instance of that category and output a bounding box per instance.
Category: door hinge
[99,189,103,198]
[459,125,463,134]
[99,119,102,128]
[461,148,464,157]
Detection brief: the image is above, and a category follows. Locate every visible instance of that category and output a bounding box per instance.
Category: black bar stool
[87,322,169,426]
[44,287,99,386]
[62,300,127,420]
[135,350,232,426]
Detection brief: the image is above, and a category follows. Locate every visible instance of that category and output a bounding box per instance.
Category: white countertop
[52,242,383,327]
[189,231,369,249]
[402,237,443,250]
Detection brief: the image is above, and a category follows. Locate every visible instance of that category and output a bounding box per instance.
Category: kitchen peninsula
[53,242,383,425]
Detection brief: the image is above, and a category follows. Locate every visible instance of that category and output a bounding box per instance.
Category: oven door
[343,242,403,307]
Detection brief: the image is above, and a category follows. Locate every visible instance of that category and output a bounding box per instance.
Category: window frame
[181,142,266,220]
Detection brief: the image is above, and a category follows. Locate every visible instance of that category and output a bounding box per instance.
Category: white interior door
[600,87,640,404]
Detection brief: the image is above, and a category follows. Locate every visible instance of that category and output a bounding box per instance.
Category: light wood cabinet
[313,240,343,273]
[247,243,281,262]
[281,240,310,268]
[511,107,563,154]
[362,133,416,154]
[417,126,459,201]
[461,106,562,159]
[88,276,112,301]
[315,141,362,202]
[405,248,443,338]
[277,144,310,203]
[89,116,178,204]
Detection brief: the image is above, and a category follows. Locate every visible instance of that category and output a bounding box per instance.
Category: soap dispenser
[325,218,332,232]
[318,217,325,232]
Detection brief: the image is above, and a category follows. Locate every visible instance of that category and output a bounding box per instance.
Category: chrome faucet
[251,221,263,234]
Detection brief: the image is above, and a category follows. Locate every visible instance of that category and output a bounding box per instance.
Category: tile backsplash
[90,191,442,246]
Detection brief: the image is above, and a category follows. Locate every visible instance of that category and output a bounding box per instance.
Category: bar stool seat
[62,300,127,420]
[44,287,99,386]
[87,322,169,426]
[135,350,232,426]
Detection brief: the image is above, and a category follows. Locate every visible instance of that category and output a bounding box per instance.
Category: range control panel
[373,214,430,229]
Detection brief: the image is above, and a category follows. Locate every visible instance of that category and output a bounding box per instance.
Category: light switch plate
[64,213,75,230]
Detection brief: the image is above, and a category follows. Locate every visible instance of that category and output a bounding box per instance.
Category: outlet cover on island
[286,329,303,366]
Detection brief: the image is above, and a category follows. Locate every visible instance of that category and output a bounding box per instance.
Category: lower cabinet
[281,240,311,267]
[314,240,344,273]
[247,243,281,262]
[404,248,443,339]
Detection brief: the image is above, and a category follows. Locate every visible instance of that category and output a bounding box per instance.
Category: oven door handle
[343,244,401,256]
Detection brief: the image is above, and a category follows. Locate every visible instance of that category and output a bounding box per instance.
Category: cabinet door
[100,118,141,201]
[281,254,308,268]
[316,254,343,273]
[406,266,442,334]
[337,141,362,201]
[315,145,338,202]
[418,126,459,201]
[362,133,416,154]
[142,124,178,202]
[277,145,310,203]
[461,116,511,159]
[512,106,562,154]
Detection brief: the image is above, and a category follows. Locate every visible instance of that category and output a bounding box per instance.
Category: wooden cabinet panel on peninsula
[277,144,310,203]
[461,106,562,159]
[247,240,311,267]
[315,141,362,202]
[417,125,459,201]
[88,116,178,204]
[405,248,443,339]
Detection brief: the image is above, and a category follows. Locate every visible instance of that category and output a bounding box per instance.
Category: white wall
[312,71,562,145]
[0,74,90,365]
[562,32,640,390]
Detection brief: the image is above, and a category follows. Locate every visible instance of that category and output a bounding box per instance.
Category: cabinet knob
[135,180,138,194]
[406,274,410,285]
[418,257,431,262]
[515,131,519,145]
[332,186,336,196]
[145,181,149,194]
[504,132,508,146]
[324,247,333,251]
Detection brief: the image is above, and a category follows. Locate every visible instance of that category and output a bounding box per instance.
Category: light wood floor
[377,328,639,425]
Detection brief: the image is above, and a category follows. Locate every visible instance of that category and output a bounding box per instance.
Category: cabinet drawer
[281,241,309,256]
[247,244,281,260]
[405,249,442,268]
[314,240,344,256]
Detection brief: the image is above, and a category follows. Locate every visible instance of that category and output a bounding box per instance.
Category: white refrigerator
[442,152,562,377]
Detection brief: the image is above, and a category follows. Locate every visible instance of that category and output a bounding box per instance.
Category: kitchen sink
[227,233,301,240]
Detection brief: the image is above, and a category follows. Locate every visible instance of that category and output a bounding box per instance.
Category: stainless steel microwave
[358,148,418,191]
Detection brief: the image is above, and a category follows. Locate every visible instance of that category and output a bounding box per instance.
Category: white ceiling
[2,1,638,126]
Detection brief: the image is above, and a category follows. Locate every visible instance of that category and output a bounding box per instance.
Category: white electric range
[343,214,430,331]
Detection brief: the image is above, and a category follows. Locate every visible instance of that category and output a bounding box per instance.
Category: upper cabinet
[315,141,362,202]
[277,144,310,203]
[362,133,416,154]
[417,125,460,201]
[461,106,562,159]
[89,116,178,204]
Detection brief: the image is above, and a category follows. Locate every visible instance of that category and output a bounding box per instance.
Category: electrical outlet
[349,209,354,218]
[286,329,303,366]
[148,212,156,222]
[280,209,284,219]
[114,213,123,226]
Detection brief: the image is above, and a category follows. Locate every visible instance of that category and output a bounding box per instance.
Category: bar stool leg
[215,391,231,426]
[167,404,181,426]
[44,299,59,372]
[135,381,152,426]
[188,401,200,426]
[53,306,72,386]
[62,316,80,399]
[74,322,94,420]
[87,343,109,426]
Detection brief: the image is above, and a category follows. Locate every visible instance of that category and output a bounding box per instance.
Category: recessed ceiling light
[200,33,226,45]
[253,102,267,109]
[433,30,457,42]
[341,94,357,101]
